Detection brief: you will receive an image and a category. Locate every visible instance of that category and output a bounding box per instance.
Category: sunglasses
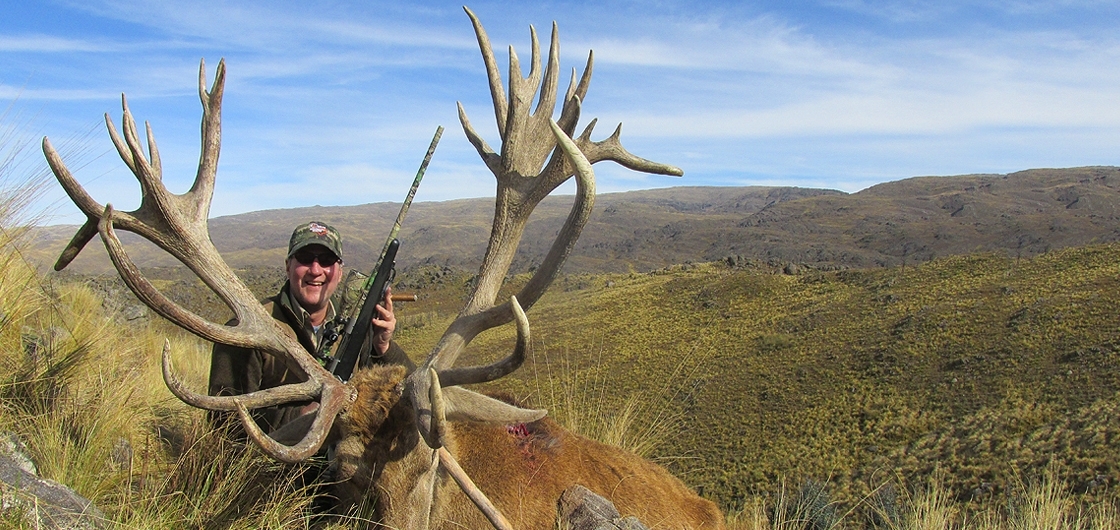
[292,250,341,267]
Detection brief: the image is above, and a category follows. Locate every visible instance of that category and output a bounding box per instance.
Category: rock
[558,484,649,530]
[121,304,148,321]
[1,433,37,475]
[0,432,106,529]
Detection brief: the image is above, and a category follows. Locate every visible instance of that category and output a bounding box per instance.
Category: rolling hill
[26,166,1120,277]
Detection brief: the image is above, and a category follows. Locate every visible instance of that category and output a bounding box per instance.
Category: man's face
[286,244,343,315]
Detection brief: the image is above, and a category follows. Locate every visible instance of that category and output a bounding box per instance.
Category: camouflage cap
[288,221,343,260]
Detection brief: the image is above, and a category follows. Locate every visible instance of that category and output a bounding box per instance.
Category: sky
[4,1,1120,225]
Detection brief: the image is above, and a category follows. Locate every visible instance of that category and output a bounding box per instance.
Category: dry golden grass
[0,252,324,527]
[1,137,322,527]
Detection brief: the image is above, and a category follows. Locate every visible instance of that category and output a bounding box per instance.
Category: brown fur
[333,366,724,529]
[331,364,409,510]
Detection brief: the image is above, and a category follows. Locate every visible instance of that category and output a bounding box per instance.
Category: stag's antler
[43,59,354,463]
[405,7,684,444]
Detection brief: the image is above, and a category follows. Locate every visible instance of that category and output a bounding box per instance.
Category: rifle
[318,125,443,381]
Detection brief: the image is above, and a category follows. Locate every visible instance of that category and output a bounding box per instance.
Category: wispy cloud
[0,35,119,53]
[6,0,1120,223]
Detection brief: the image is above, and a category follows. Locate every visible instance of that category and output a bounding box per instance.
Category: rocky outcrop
[0,433,105,529]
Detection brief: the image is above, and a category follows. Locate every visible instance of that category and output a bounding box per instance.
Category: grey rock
[121,304,147,321]
[558,484,650,530]
[2,433,37,475]
[0,432,106,529]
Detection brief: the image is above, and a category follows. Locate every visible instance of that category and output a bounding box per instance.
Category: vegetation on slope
[404,244,1120,517]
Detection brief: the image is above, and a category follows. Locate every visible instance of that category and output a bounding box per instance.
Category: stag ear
[441,387,546,424]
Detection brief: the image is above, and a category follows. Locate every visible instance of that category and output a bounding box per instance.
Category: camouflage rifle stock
[319,125,443,381]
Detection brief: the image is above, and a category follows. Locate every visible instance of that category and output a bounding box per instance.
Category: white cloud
[0,35,117,53]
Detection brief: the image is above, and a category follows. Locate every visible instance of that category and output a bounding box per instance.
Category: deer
[42,6,724,530]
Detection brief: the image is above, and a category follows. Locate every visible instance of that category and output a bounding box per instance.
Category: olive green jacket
[208,281,412,435]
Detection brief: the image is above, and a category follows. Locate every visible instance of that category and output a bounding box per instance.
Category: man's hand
[371,286,397,355]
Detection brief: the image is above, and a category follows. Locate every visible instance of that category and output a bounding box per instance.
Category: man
[208,220,412,434]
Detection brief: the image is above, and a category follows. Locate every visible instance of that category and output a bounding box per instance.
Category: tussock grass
[0,254,325,527]
[724,473,1119,529]
[525,340,704,460]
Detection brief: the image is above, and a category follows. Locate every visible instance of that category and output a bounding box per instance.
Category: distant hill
[26,166,1120,276]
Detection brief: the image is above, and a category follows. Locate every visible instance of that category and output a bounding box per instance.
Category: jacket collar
[277,281,336,351]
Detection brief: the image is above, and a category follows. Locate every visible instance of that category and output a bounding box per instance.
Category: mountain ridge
[26,166,1120,276]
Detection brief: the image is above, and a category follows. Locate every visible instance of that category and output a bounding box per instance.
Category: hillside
[26,166,1120,276]
[421,244,1120,512]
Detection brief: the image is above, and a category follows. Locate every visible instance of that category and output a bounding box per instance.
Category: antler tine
[438,293,531,387]
[113,97,166,211]
[145,121,163,178]
[235,386,349,463]
[191,57,223,203]
[524,25,542,106]
[536,117,683,197]
[162,340,321,410]
[501,41,530,173]
[557,53,593,135]
[457,101,501,175]
[464,6,508,135]
[534,21,561,121]
[42,137,103,270]
[576,121,684,176]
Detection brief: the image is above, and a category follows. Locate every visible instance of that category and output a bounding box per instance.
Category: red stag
[43,6,724,529]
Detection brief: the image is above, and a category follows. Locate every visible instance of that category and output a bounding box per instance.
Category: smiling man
[208,221,411,434]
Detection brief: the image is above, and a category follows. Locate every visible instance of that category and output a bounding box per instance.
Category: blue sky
[4,1,1120,224]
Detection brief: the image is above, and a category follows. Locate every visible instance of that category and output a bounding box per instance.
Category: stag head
[43,6,684,527]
